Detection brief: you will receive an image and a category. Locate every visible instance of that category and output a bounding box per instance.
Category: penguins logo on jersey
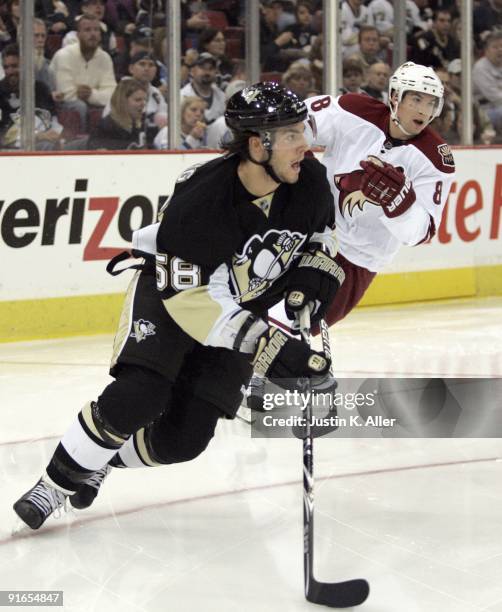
[230,229,305,302]
[130,319,156,343]
[335,169,379,218]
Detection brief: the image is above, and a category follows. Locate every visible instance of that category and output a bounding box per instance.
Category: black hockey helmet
[225,82,307,132]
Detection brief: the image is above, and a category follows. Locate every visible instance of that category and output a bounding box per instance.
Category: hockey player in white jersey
[247,62,455,409]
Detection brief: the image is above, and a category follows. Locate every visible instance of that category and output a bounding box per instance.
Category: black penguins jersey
[154,153,336,350]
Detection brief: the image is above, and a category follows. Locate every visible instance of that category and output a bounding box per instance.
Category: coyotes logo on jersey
[335,168,380,218]
[335,156,395,217]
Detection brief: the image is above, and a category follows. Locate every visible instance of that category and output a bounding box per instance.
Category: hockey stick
[298,307,370,608]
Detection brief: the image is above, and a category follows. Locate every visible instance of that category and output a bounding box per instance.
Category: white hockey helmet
[388,62,444,126]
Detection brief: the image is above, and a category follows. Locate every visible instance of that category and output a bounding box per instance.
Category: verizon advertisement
[0,149,501,301]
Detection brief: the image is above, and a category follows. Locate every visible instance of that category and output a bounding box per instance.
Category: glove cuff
[298,250,346,286]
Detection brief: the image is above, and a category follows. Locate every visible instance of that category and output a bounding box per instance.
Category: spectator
[88,77,147,149]
[181,1,210,49]
[341,58,365,94]
[267,0,296,32]
[430,97,457,141]
[113,31,152,80]
[152,26,170,90]
[154,95,207,150]
[198,63,248,149]
[180,47,199,88]
[409,8,460,69]
[35,1,81,35]
[341,0,374,57]
[368,0,394,40]
[62,0,117,57]
[406,0,433,38]
[474,0,502,50]
[473,30,502,139]
[34,18,54,91]
[282,62,315,100]
[260,0,294,72]
[197,28,233,91]
[361,60,390,103]
[135,0,165,38]
[103,0,138,37]
[279,1,317,62]
[0,44,63,150]
[448,57,496,144]
[0,0,19,52]
[50,14,117,132]
[104,51,166,146]
[347,25,385,68]
[180,52,225,124]
[308,32,323,91]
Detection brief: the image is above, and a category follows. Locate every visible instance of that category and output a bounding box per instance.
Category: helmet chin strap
[247,130,284,184]
[390,99,414,137]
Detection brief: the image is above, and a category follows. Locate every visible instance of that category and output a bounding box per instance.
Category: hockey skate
[70,465,112,510]
[236,374,266,423]
[13,476,70,530]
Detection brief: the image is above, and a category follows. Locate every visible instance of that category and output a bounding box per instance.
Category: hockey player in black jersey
[13,83,344,529]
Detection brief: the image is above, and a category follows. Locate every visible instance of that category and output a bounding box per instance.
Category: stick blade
[307,578,369,608]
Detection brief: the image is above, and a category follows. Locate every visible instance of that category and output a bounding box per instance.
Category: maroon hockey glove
[360,157,416,218]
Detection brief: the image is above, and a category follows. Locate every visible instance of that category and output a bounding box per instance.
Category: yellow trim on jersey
[162,286,223,345]
[1,264,502,342]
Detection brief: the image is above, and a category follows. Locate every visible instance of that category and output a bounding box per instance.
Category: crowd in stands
[0,0,500,150]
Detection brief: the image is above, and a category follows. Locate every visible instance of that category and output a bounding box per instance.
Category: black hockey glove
[285,246,345,326]
[252,327,330,390]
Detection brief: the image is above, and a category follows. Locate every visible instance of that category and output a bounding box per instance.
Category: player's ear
[248,134,265,159]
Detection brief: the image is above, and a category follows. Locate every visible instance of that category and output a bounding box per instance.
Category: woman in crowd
[88,78,147,150]
[154,95,207,150]
[197,27,233,90]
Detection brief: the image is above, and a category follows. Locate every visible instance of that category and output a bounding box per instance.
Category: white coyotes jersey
[306,93,455,272]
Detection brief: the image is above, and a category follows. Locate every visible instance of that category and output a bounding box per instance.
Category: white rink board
[0,147,501,301]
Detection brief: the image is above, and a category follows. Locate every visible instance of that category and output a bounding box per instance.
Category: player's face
[269,123,310,184]
[395,91,439,136]
[127,89,147,120]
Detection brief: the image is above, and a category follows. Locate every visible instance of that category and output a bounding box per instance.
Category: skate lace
[29,481,68,518]
[84,465,112,490]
